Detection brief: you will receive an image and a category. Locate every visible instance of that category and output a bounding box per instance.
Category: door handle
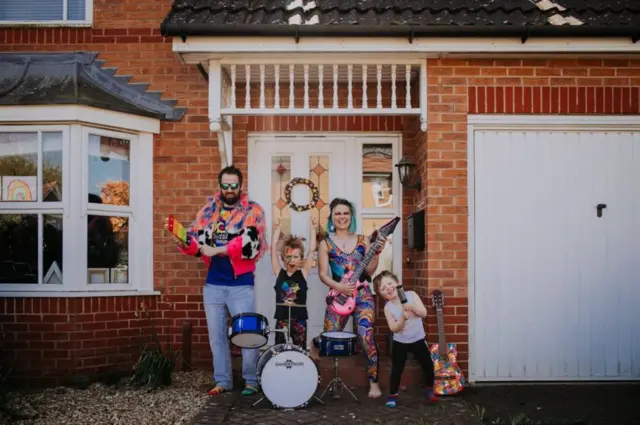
[596,203,607,218]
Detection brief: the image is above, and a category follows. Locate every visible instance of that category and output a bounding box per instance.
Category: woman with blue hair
[310,197,383,398]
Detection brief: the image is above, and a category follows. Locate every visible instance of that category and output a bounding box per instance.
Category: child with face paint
[270,218,317,347]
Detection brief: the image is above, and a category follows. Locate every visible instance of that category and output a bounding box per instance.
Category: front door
[249,136,347,347]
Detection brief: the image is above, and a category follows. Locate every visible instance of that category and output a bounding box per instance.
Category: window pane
[67,0,85,20]
[0,214,38,283]
[0,0,64,21]
[308,155,330,229]
[88,135,130,207]
[362,218,393,282]
[43,132,63,202]
[87,215,128,284]
[43,214,63,284]
[362,144,393,209]
[0,133,38,202]
[271,156,291,235]
[0,132,38,202]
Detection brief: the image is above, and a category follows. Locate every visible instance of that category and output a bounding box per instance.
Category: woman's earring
[328,221,335,233]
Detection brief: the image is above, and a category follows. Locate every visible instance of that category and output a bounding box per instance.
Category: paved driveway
[189,382,640,425]
[464,383,640,424]
[189,387,479,425]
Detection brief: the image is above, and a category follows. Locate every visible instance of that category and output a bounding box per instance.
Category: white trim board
[173,36,640,61]
[468,115,640,128]
[466,115,640,382]
[0,105,160,134]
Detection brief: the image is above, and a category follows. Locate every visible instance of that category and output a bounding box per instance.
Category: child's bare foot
[368,382,382,398]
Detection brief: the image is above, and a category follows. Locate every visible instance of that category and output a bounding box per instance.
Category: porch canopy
[161,0,640,165]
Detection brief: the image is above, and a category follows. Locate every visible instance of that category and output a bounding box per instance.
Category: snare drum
[229,313,269,349]
[318,331,357,357]
[257,344,319,409]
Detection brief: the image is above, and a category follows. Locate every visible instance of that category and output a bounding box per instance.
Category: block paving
[189,387,479,425]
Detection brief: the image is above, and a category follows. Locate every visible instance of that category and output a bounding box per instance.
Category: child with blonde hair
[375,270,438,408]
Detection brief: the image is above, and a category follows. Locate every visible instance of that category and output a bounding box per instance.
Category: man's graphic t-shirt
[206,207,254,286]
[212,208,231,246]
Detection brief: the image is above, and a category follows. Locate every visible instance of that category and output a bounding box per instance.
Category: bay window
[0,124,153,295]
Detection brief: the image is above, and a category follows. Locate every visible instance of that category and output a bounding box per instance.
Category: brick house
[1,0,639,390]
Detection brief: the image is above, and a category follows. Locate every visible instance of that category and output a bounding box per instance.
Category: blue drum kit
[228,302,360,410]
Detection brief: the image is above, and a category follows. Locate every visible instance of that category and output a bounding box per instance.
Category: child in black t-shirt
[270,218,317,348]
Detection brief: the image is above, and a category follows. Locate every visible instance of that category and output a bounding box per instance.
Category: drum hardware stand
[319,357,359,403]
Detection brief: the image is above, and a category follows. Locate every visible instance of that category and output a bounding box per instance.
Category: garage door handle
[597,203,607,218]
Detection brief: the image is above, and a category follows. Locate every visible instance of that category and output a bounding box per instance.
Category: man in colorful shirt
[168,165,267,396]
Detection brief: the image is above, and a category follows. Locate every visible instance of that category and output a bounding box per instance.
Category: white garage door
[471,127,640,381]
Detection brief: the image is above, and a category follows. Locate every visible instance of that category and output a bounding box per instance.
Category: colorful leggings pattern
[275,319,307,348]
[318,286,379,382]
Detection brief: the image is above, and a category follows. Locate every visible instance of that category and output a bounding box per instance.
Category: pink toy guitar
[325,216,400,316]
[429,289,466,396]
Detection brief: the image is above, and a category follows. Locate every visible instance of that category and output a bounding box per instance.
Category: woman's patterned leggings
[314,286,379,382]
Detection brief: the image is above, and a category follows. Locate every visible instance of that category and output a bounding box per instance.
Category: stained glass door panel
[250,138,346,348]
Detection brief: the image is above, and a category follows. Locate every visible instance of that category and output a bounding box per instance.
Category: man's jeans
[203,284,260,389]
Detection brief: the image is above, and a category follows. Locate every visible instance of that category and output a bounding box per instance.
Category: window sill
[0,21,92,28]
[0,290,161,298]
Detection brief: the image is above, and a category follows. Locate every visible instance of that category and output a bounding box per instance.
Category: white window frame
[348,134,403,290]
[0,105,157,297]
[81,126,136,292]
[0,0,93,27]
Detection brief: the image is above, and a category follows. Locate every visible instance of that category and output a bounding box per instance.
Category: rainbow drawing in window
[2,176,37,201]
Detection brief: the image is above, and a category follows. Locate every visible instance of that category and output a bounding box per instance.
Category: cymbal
[276,302,306,307]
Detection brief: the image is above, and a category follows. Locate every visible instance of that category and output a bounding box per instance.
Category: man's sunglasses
[221,183,240,190]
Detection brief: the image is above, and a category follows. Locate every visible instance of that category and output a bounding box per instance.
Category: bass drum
[257,344,319,409]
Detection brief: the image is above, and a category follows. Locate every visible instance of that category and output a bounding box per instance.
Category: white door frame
[247,132,403,343]
[247,131,403,266]
[467,114,640,382]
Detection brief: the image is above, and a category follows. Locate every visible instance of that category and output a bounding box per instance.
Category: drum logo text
[275,358,304,369]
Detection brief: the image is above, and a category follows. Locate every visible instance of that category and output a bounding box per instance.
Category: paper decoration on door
[284,177,320,212]
[2,176,37,201]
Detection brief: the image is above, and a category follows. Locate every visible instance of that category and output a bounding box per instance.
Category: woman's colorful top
[325,234,370,283]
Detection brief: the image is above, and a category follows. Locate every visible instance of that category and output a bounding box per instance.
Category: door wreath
[284,178,320,212]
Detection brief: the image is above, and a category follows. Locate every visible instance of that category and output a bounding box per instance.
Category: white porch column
[208,59,232,167]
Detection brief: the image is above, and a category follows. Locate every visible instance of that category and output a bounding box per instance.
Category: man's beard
[222,192,239,205]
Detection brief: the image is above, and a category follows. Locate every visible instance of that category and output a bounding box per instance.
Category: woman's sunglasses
[221,183,240,190]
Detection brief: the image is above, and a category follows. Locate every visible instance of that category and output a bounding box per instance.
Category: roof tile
[161,0,640,36]
[0,53,186,121]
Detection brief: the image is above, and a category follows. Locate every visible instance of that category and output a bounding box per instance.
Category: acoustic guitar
[325,216,399,316]
[429,289,466,396]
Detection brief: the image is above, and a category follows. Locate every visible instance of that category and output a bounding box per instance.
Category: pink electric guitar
[429,289,466,396]
[325,216,400,316]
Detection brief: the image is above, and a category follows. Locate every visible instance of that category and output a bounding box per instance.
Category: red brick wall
[0,296,157,384]
[2,0,640,386]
